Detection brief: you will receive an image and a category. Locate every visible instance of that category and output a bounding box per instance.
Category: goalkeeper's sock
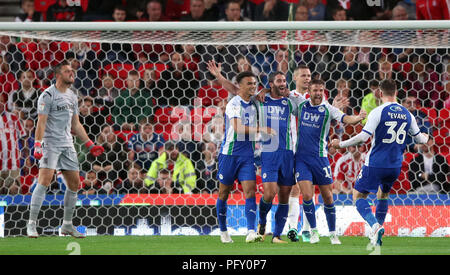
[355,198,377,227]
[245,197,257,231]
[216,199,228,232]
[302,199,317,229]
[287,196,300,229]
[258,198,272,226]
[375,199,389,225]
[323,203,336,233]
[29,183,47,223]
[273,203,289,238]
[63,189,78,224]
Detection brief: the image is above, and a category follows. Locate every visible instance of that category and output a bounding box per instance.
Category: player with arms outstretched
[27,60,104,238]
[294,79,366,245]
[213,69,275,243]
[331,79,429,246]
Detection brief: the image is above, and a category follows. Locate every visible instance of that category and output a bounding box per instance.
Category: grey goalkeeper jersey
[37,84,79,147]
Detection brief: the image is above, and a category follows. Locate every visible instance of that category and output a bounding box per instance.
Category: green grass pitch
[0,236,449,255]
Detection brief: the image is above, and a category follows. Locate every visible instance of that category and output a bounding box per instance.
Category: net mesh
[0,25,448,237]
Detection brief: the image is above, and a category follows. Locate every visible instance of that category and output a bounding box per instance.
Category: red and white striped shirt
[333,152,366,189]
[0,111,25,171]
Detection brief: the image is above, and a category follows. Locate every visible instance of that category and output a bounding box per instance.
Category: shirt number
[382,121,407,144]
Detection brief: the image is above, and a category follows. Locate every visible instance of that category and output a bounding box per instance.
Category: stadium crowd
[0,0,448,196]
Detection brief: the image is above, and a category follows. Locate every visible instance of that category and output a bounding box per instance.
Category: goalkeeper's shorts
[39,146,80,171]
[354,165,401,194]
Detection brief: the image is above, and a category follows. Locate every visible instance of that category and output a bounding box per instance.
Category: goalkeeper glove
[34,141,43,160]
[85,140,104,157]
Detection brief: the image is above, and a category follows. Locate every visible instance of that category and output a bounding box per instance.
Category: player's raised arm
[207,60,239,95]
[71,113,104,157]
[342,109,367,125]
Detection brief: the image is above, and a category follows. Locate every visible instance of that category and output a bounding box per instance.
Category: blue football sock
[355,198,378,227]
[375,199,389,225]
[245,197,257,231]
[302,200,316,229]
[258,198,272,226]
[324,203,336,232]
[273,203,289,237]
[216,199,228,232]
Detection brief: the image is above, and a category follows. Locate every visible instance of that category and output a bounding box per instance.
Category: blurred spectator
[409,137,449,194]
[0,55,19,95]
[174,121,203,164]
[144,141,197,194]
[401,95,432,152]
[156,51,199,106]
[332,46,361,82]
[92,73,120,110]
[231,55,261,87]
[220,0,251,21]
[391,4,409,20]
[83,125,128,187]
[142,0,169,21]
[117,163,149,194]
[294,3,309,21]
[111,5,128,21]
[78,96,105,141]
[66,50,97,96]
[333,145,366,194]
[416,0,449,20]
[15,0,43,22]
[246,36,275,88]
[196,142,219,194]
[407,55,443,108]
[84,0,122,21]
[46,0,84,22]
[128,117,165,171]
[254,0,289,21]
[0,35,26,74]
[397,0,417,19]
[0,94,25,195]
[8,70,40,121]
[374,55,407,100]
[326,0,373,20]
[79,171,102,195]
[18,118,37,194]
[305,0,326,21]
[197,76,229,106]
[330,78,357,115]
[181,0,216,21]
[360,80,381,125]
[273,48,291,83]
[112,70,153,129]
[330,5,347,21]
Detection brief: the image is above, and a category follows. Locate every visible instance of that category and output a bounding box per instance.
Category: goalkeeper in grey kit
[27,60,104,238]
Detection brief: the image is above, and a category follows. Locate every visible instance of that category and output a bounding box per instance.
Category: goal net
[0,21,448,238]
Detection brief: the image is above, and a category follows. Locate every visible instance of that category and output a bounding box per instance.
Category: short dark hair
[309,79,325,87]
[114,4,127,12]
[164,141,175,151]
[379,79,397,97]
[332,6,346,17]
[268,71,285,83]
[235,71,256,84]
[54,60,70,75]
[369,80,379,88]
[225,0,241,10]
